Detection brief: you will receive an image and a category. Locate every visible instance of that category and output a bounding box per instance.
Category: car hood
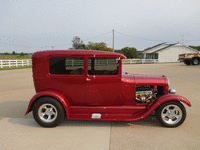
[122,72,168,86]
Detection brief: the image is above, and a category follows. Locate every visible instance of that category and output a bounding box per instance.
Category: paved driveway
[0,63,199,150]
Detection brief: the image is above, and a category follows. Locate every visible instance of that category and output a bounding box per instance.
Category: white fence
[0,59,178,68]
[122,59,179,64]
[0,59,32,68]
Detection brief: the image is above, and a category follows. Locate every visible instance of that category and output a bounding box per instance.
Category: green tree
[72,36,87,49]
[189,46,200,51]
[118,47,138,58]
[77,43,88,50]
[87,42,112,52]
[20,52,24,56]
[12,51,16,55]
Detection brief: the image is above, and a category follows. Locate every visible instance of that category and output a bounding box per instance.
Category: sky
[0,0,200,53]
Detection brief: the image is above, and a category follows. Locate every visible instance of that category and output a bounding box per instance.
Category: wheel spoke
[162,114,167,119]
[47,115,51,121]
[41,113,46,117]
[52,111,56,115]
[165,106,169,111]
[49,107,53,112]
[43,106,48,110]
[167,119,173,124]
[174,114,180,119]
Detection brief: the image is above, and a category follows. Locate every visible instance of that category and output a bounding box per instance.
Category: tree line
[1,51,30,56]
[72,36,140,58]
[189,46,200,51]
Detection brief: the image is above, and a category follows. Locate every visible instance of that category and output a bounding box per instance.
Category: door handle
[86,78,91,81]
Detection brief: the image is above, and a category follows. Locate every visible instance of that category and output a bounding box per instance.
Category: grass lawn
[0,65,32,71]
[0,54,31,60]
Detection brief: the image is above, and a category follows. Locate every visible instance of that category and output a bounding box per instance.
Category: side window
[49,57,84,75]
[88,58,118,75]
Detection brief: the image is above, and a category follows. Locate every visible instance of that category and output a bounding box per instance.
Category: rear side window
[88,58,118,75]
[49,57,84,75]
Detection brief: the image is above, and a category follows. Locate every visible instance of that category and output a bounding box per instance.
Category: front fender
[154,94,191,107]
[25,90,70,116]
[135,94,191,121]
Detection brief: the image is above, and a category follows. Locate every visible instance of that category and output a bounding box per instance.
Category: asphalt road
[0,63,199,150]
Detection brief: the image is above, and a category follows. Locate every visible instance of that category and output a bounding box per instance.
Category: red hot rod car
[25,50,191,127]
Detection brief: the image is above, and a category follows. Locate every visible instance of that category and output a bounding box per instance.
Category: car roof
[32,50,126,59]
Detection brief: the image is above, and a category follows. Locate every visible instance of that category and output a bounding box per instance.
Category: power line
[185,40,200,42]
[115,31,168,42]
[47,31,112,47]
[83,31,112,41]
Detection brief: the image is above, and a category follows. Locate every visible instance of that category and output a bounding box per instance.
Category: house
[142,42,199,62]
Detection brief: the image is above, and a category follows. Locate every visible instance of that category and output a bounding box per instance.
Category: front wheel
[155,101,186,127]
[33,97,65,127]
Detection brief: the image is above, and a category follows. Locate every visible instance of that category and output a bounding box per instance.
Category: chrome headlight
[169,88,176,94]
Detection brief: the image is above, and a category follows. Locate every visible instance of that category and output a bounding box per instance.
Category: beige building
[142,42,199,62]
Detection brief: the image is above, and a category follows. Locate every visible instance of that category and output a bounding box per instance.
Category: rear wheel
[155,101,186,127]
[192,58,199,65]
[33,97,65,127]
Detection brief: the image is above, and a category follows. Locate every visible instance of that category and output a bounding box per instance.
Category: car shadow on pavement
[1,101,160,128]
[0,101,31,118]
[0,101,38,127]
[111,115,161,128]
[61,119,111,127]
[61,115,161,128]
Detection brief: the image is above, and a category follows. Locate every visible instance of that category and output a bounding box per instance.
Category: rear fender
[25,90,70,116]
[138,94,191,120]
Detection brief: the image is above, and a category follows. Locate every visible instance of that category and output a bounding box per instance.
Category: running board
[67,106,146,121]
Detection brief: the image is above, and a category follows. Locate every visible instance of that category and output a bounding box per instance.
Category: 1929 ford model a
[25,50,191,127]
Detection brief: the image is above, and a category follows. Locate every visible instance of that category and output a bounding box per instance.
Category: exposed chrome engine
[136,91,153,103]
[136,86,162,103]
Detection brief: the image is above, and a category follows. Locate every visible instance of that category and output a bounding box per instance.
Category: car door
[48,56,86,105]
[85,57,122,106]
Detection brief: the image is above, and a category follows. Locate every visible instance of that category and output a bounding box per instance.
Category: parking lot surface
[0,63,199,150]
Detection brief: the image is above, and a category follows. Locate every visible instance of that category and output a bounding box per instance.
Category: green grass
[0,65,32,71]
[0,54,31,60]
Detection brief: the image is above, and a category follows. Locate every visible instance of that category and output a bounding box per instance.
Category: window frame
[48,56,86,77]
[86,56,120,78]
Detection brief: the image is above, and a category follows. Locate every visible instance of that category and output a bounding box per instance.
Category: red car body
[26,50,191,127]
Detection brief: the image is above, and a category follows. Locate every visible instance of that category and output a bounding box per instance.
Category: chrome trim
[166,75,170,87]
[86,78,91,81]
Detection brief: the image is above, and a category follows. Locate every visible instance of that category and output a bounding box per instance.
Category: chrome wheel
[33,97,65,127]
[156,101,186,127]
[161,105,182,125]
[38,103,58,123]
[192,58,199,65]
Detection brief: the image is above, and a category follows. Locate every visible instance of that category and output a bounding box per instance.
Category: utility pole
[180,35,190,44]
[52,46,54,50]
[113,29,114,53]
[180,35,185,44]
